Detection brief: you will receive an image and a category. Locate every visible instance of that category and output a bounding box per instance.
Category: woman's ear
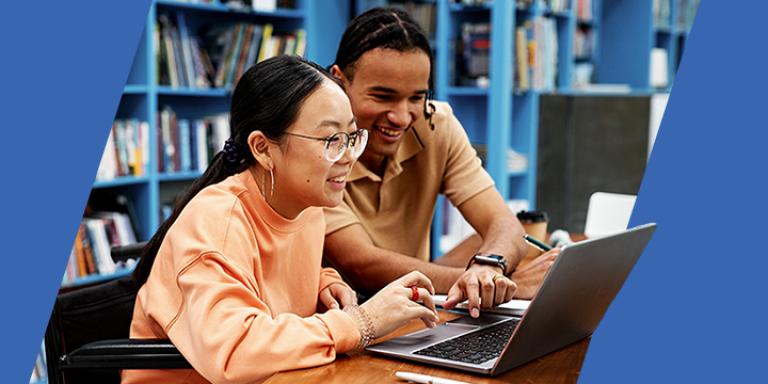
[247,131,274,171]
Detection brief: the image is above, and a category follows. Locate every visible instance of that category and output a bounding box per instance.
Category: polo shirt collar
[348,125,425,183]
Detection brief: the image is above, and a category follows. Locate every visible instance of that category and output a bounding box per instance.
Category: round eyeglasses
[284,129,369,162]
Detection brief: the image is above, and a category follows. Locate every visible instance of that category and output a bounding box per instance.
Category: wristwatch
[467,254,509,275]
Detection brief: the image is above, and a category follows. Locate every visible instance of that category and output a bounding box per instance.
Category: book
[62,211,139,286]
[515,27,530,91]
[457,22,491,87]
[179,119,191,172]
[84,218,117,275]
[257,24,274,63]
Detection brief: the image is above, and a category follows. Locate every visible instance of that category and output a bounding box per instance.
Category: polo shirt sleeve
[441,104,496,207]
[323,198,361,235]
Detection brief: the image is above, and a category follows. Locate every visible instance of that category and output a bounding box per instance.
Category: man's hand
[318,283,358,311]
[510,248,560,299]
[442,264,517,318]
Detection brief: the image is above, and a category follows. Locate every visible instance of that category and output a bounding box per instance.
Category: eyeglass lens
[325,130,368,162]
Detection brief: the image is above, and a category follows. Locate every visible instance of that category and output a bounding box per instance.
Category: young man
[324,8,558,317]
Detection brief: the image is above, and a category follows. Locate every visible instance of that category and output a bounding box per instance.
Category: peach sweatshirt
[121,170,360,384]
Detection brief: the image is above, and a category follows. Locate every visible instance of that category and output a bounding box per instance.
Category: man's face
[341,48,431,161]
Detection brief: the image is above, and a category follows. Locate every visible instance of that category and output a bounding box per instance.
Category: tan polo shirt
[324,101,495,261]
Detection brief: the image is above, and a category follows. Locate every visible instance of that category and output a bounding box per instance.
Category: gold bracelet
[343,304,376,351]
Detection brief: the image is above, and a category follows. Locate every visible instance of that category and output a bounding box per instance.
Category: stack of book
[157,12,306,89]
[514,17,558,91]
[96,119,149,181]
[202,22,306,89]
[157,107,230,174]
[62,211,138,286]
[156,13,215,88]
[457,22,491,87]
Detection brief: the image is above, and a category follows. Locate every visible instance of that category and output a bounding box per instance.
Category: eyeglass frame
[283,129,368,162]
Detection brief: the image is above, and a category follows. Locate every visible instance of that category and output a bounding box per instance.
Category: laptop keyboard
[413,318,519,365]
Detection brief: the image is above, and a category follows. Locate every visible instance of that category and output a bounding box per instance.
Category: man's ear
[247,131,274,171]
[330,64,348,86]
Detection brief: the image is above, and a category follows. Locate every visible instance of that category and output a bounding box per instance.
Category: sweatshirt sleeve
[165,251,361,384]
[318,267,350,293]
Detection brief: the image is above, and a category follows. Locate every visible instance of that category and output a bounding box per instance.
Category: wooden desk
[265,311,590,384]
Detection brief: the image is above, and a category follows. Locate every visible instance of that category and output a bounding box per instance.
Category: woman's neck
[249,167,303,219]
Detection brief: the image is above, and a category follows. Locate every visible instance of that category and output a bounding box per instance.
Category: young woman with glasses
[123,55,439,384]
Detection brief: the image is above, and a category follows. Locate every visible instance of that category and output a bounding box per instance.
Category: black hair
[133,55,338,286]
[334,7,436,128]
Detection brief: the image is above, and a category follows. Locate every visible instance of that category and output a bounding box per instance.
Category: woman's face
[340,48,431,166]
[269,80,358,218]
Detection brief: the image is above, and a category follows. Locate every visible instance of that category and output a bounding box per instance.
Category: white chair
[584,192,637,238]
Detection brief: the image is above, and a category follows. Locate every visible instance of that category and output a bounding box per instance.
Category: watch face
[473,254,508,273]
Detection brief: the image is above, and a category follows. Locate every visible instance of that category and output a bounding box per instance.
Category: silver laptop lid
[493,223,656,374]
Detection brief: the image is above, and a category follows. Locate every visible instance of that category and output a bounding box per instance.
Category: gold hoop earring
[269,169,274,198]
[261,168,275,200]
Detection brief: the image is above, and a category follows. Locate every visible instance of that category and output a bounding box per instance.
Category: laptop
[366,223,656,375]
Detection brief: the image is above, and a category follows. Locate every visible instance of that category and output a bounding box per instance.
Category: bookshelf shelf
[156,86,230,97]
[158,171,202,182]
[124,84,149,94]
[93,176,150,189]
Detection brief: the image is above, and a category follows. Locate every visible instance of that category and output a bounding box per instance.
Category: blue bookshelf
[69,0,350,289]
[355,0,698,257]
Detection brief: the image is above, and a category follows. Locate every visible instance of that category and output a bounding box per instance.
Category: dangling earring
[269,168,275,198]
[261,172,267,199]
[261,167,275,200]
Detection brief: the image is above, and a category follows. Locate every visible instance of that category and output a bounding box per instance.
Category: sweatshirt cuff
[318,308,361,353]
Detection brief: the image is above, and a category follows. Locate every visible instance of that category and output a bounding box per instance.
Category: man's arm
[325,218,519,318]
[442,188,527,269]
[324,224,464,295]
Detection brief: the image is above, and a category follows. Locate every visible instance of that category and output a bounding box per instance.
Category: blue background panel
[581,1,768,382]
[0,1,151,381]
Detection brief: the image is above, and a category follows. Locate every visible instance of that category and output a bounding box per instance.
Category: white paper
[433,294,530,316]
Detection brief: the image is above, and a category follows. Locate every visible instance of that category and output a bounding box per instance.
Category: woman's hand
[360,271,440,338]
[318,283,358,311]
